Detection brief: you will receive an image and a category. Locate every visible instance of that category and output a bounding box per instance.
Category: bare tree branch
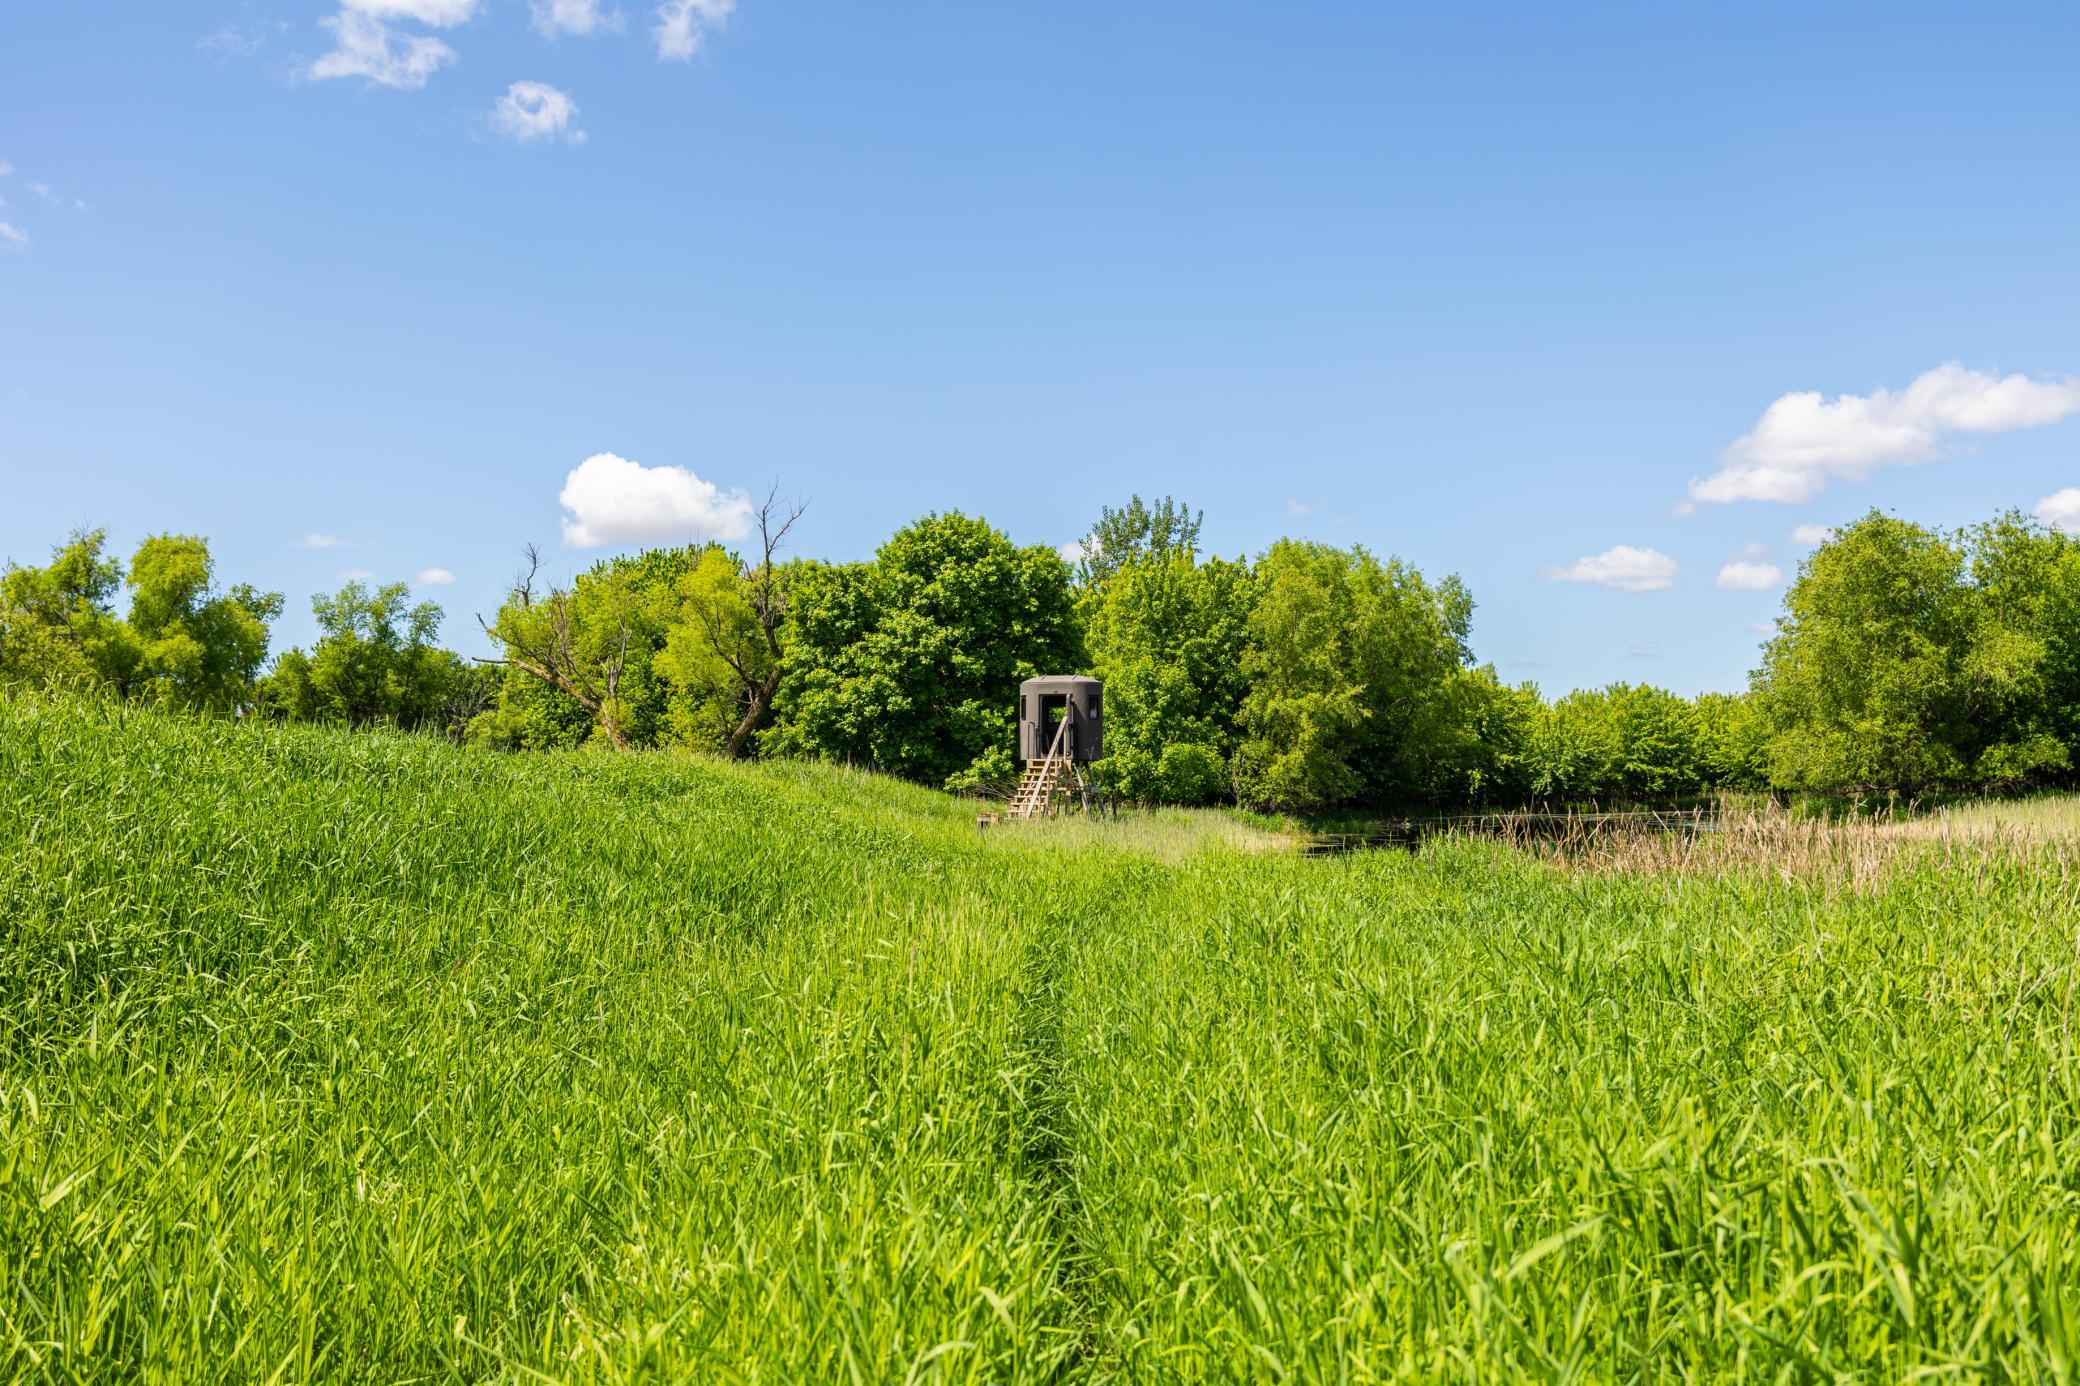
[473,543,632,750]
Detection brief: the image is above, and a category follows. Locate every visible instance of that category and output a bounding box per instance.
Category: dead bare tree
[474,544,635,751]
[705,487,805,758]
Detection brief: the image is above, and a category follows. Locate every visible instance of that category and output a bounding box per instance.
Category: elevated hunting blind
[1007,675,1105,820]
[1017,675,1104,763]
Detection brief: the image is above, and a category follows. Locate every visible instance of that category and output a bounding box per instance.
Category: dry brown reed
[1469,798,2080,892]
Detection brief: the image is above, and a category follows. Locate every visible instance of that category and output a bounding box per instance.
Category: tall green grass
[5,693,2078,1380]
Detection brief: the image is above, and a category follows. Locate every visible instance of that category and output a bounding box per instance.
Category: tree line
[6,496,2079,810]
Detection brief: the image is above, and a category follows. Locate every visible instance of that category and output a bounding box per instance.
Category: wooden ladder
[1007,711,1073,820]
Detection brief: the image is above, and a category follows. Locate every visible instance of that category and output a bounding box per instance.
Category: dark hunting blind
[1017,675,1104,763]
[1005,675,1106,820]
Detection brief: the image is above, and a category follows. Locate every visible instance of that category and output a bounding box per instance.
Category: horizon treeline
[6,496,2079,811]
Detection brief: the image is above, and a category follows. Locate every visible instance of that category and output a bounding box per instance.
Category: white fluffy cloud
[1790,522,1833,546]
[532,0,619,36]
[1538,545,1678,593]
[1716,559,1783,591]
[307,10,459,88]
[2035,488,2080,534]
[294,532,350,549]
[416,566,458,585]
[0,220,26,250]
[559,452,753,548]
[491,81,585,143]
[654,0,734,60]
[1058,536,1097,564]
[1687,363,2080,506]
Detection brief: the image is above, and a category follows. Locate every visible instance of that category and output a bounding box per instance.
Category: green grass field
[6,693,2080,1382]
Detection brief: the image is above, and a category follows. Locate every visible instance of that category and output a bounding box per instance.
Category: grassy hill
[4,693,2079,1381]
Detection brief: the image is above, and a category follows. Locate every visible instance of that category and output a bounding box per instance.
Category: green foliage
[1529,683,1706,802]
[1234,539,1475,810]
[1693,689,1770,790]
[654,544,790,755]
[0,528,138,691]
[1070,493,1203,588]
[263,581,467,731]
[465,664,594,751]
[123,534,284,714]
[1,530,277,713]
[1451,667,1544,804]
[1082,551,1252,804]
[768,512,1080,788]
[16,497,2080,805]
[8,694,2080,1378]
[473,545,705,750]
[1758,510,2077,791]
[944,740,1013,794]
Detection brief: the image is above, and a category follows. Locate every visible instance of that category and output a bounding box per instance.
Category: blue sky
[4,1,2078,695]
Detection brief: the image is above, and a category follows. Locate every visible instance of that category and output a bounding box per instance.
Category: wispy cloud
[1687,363,2080,507]
[1538,545,1678,593]
[1716,559,1783,591]
[1627,641,1659,658]
[198,24,268,61]
[1790,522,1833,546]
[0,160,12,177]
[347,0,479,22]
[558,451,752,547]
[0,221,27,250]
[336,568,378,581]
[416,566,458,584]
[308,13,457,87]
[294,532,352,549]
[654,0,733,60]
[2035,488,2080,535]
[306,1,477,90]
[491,81,585,144]
[1285,499,1313,517]
[532,0,621,36]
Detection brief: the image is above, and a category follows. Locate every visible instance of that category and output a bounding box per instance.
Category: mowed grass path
[4,696,2079,1381]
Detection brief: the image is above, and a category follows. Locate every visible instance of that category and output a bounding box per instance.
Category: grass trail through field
[5,694,2080,1381]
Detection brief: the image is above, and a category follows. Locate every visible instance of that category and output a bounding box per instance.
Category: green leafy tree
[1527,688,1620,801]
[1603,684,1705,799]
[1956,512,2080,781]
[0,528,140,690]
[475,544,703,750]
[1757,512,2018,790]
[1083,551,1254,803]
[1069,494,1204,588]
[768,512,1080,787]
[264,580,467,729]
[465,665,595,751]
[1693,690,1769,790]
[1529,684,1705,802]
[124,534,282,713]
[655,494,804,757]
[1451,668,1543,804]
[1234,540,1475,811]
